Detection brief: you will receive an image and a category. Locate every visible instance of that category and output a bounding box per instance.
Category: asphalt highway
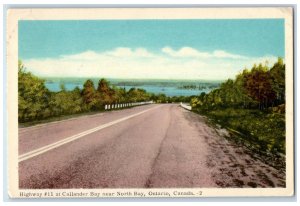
[19,104,285,188]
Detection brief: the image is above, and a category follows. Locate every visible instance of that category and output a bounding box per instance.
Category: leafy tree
[49,87,83,116]
[97,78,115,105]
[114,87,127,103]
[18,61,50,122]
[192,58,285,111]
[97,78,110,94]
[244,64,276,109]
[82,79,97,109]
[155,93,167,103]
[270,57,285,105]
[191,97,202,107]
[128,88,150,102]
[234,70,254,108]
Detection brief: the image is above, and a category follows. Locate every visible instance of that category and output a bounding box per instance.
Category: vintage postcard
[6,7,294,198]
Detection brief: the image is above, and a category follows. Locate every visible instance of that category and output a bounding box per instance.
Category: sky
[19,19,284,80]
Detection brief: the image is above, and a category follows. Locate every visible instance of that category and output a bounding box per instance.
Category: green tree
[155,93,167,103]
[234,70,254,108]
[97,78,115,105]
[18,60,51,122]
[244,64,276,109]
[82,79,97,109]
[49,87,83,116]
[270,57,285,105]
[114,87,127,103]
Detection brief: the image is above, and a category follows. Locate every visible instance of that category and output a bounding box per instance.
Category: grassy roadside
[19,110,105,128]
[18,106,138,128]
[193,107,286,170]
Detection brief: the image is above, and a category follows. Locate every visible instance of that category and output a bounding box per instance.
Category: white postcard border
[6,7,294,198]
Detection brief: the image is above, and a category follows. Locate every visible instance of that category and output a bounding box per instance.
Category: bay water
[44,78,221,97]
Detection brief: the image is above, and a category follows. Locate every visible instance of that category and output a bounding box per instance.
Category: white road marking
[18,104,152,134]
[18,113,105,134]
[18,105,162,163]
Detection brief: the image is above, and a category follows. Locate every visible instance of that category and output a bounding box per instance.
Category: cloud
[161,46,248,59]
[62,48,154,60]
[23,47,279,80]
[212,50,246,59]
[61,50,100,61]
[107,47,154,58]
[162,47,210,58]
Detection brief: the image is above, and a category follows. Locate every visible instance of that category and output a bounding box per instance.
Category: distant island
[178,84,220,90]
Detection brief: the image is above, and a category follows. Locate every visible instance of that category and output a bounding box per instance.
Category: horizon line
[40,76,227,82]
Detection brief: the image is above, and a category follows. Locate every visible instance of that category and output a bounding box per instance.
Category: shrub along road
[19,104,285,188]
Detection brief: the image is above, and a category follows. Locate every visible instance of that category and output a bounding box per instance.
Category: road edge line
[18,105,162,162]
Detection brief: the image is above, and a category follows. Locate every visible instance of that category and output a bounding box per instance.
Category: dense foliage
[18,62,153,123]
[18,61,51,121]
[191,58,286,154]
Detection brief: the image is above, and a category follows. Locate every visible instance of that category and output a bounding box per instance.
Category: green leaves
[18,62,156,123]
[192,58,286,155]
[82,79,96,106]
[18,61,51,122]
[192,58,285,110]
[202,108,285,154]
[244,64,277,109]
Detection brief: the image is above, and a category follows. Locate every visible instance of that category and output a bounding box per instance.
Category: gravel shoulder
[182,109,286,188]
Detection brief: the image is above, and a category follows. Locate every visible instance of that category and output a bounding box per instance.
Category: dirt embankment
[184,111,286,188]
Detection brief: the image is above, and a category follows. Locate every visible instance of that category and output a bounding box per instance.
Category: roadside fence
[104,101,154,110]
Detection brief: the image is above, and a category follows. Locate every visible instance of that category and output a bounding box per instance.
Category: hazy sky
[19,19,284,80]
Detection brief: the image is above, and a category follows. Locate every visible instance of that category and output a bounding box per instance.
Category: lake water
[44,78,221,97]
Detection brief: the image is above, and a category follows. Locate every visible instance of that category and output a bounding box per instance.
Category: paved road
[19,104,285,188]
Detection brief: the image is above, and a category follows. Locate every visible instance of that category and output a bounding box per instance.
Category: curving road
[19,104,285,188]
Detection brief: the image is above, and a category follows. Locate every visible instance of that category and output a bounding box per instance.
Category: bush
[199,108,285,154]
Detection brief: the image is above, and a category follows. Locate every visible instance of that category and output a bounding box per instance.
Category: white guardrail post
[180,102,192,111]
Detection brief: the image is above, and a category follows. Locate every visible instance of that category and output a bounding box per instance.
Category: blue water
[44,78,220,97]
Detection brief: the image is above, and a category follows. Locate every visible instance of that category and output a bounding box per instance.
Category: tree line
[190,58,286,154]
[191,57,285,111]
[18,61,151,122]
[18,61,190,123]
